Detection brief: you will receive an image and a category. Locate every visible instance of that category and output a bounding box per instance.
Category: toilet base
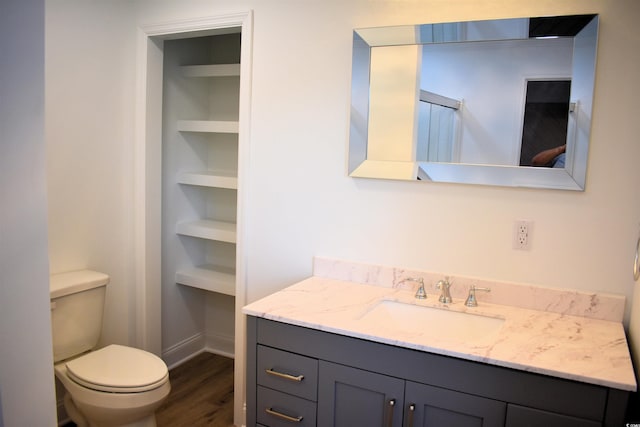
[63,393,89,427]
[64,391,159,427]
[56,362,170,427]
[54,348,170,427]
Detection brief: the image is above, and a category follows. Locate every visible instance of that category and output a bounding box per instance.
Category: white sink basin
[360,300,505,342]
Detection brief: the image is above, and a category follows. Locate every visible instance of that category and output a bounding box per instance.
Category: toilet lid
[66,344,169,393]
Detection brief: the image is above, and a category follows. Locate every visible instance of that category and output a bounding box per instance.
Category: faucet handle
[413,278,427,299]
[400,277,427,299]
[465,285,490,307]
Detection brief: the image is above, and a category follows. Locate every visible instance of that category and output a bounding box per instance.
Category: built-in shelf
[175,264,235,296]
[176,219,237,243]
[177,171,238,189]
[180,63,240,78]
[177,120,239,133]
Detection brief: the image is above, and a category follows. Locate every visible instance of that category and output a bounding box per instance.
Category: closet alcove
[162,32,241,360]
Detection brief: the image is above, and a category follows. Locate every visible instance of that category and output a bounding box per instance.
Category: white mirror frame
[348,15,599,190]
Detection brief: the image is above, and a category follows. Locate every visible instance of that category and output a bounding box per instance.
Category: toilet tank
[50,270,109,362]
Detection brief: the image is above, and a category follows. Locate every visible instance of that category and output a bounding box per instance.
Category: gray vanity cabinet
[317,361,505,427]
[246,317,629,427]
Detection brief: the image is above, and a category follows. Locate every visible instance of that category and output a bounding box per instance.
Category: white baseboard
[162,331,235,369]
[162,333,206,369]
[205,332,235,359]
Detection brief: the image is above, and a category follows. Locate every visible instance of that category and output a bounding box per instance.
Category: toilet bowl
[55,344,170,427]
[50,271,171,427]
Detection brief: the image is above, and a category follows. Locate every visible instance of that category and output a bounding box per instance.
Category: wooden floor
[156,352,235,427]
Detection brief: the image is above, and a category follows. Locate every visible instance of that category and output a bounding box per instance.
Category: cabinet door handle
[407,403,416,427]
[265,368,305,382]
[385,398,396,427]
[265,407,303,423]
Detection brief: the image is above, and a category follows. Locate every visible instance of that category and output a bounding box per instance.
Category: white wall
[131,0,639,321]
[43,0,640,415]
[0,0,57,425]
[46,0,138,347]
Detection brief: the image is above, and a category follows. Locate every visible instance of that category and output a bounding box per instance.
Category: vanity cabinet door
[317,361,405,427]
[405,381,506,427]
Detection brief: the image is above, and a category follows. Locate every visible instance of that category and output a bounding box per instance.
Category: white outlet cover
[513,220,532,250]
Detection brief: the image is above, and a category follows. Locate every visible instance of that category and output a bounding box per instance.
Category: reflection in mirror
[349,14,599,190]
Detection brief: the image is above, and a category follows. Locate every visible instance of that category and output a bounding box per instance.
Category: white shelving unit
[161,32,242,357]
[173,72,240,291]
[170,56,241,294]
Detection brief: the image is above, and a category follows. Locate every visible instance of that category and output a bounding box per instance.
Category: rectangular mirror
[349,14,599,190]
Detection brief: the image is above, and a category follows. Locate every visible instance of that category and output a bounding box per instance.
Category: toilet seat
[66,344,168,393]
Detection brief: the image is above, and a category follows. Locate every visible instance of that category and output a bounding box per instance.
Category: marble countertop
[243,276,637,392]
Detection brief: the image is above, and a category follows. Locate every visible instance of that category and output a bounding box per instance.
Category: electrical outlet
[513,220,532,250]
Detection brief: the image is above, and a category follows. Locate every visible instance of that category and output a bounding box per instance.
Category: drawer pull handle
[265,407,303,423]
[266,368,305,382]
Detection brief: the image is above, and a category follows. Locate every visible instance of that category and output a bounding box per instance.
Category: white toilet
[50,270,170,427]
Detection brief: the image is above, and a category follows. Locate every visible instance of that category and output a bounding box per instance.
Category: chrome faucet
[399,277,427,299]
[465,285,491,307]
[436,277,452,303]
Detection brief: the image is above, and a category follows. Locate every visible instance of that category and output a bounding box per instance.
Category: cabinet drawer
[257,386,317,427]
[257,345,318,401]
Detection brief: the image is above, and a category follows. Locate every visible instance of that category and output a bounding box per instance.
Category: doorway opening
[136,12,252,427]
[519,79,571,167]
